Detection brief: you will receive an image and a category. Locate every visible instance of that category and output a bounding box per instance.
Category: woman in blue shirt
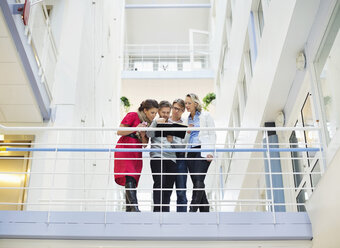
[185,93,216,212]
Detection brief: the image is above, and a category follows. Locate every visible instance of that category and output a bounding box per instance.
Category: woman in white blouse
[185,93,216,212]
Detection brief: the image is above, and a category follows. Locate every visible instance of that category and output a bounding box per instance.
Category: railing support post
[265,131,276,224]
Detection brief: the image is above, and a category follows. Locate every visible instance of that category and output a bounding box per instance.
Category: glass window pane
[158,61,178,71]
[296,184,307,212]
[290,130,305,188]
[311,160,321,188]
[301,93,319,159]
[133,61,153,71]
[242,75,248,104]
[248,11,258,68]
[315,4,340,142]
[182,61,202,71]
[258,0,264,36]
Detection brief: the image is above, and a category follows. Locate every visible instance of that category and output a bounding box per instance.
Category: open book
[155,123,188,139]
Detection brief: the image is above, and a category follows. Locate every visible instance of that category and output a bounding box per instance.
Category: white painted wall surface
[306,147,340,248]
[210,0,321,209]
[26,0,124,211]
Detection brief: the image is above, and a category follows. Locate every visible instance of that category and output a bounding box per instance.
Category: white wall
[211,0,321,209]
[306,147,340,248]
[27,0,124,211]
[121,78,215,118]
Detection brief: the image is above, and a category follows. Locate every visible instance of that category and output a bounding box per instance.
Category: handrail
[0,124,321,131]
[0,125,324,215]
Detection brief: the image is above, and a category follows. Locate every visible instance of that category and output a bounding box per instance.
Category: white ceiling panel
[0,85,35,105]
[0,37,18,63]
[0,62,27,84]
[1,105,42,123]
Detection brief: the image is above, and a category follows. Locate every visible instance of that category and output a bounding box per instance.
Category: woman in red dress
[114,99,159,212]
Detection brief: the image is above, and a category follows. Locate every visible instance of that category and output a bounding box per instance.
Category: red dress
[114,112,143,186]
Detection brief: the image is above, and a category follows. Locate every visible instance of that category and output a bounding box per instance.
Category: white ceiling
[125,1,210,44]
[0,8,42,123]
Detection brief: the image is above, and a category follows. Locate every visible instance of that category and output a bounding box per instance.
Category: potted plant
[120,96,131,112]
[203,92,216,111]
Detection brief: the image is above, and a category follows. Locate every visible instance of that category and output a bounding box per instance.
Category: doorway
[0,135,33,210]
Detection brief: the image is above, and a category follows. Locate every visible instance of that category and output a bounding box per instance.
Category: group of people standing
[114,93,216,212]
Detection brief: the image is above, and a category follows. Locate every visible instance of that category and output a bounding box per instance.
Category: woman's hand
[137,122,147,137]
[167,135,173,143]
[206,154,213,162]
[187,124,194,134]
[137,123,147,128]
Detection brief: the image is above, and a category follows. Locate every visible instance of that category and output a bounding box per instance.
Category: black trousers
[187,146,211,211]
[187,150,210,183]
[150,158,177,212]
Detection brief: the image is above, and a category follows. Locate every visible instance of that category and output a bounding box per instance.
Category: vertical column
[263,122,286,212]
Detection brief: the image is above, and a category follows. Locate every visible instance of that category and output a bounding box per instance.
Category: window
[296,183,307,212]
[257,0,264,36]
[238,73,247,111]
[220,44,228,77]
[42,5,53,20]
[310,160,321,188]
[315,2,340,143]
[158,61,177,71]
[233,98,241,140]
[301,93,319,159]
[289,126,305,189]
[182,61,202,71]
[226,0,233,43]
[290,92,320,212]
[247,10,258,76]
[244,36,253,79]
[248,12,258,70]
[242,75,248,104]
[133,61,153,71]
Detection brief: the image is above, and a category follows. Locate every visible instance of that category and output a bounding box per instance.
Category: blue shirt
[188,111,201,147]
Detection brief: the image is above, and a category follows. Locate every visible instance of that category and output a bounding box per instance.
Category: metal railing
[25,0,58,99]
[123,44,210,72]
[0,125,324,217]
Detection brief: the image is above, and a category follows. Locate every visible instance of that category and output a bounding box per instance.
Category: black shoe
[125,181,141,212]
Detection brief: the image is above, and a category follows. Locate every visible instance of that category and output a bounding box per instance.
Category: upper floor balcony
[122,43,213,79]
[0,124,323,242]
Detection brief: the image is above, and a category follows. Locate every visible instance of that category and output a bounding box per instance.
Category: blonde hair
[186,93,202,112]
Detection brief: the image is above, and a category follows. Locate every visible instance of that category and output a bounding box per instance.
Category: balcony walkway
[0,211,312,240]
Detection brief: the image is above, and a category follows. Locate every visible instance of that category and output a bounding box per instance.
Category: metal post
[82,129,85,212]
[160,130,164,224]
[215,140,219,225]
[265,130,276,224]
[105,144,112,226]
[47,130,60,225]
